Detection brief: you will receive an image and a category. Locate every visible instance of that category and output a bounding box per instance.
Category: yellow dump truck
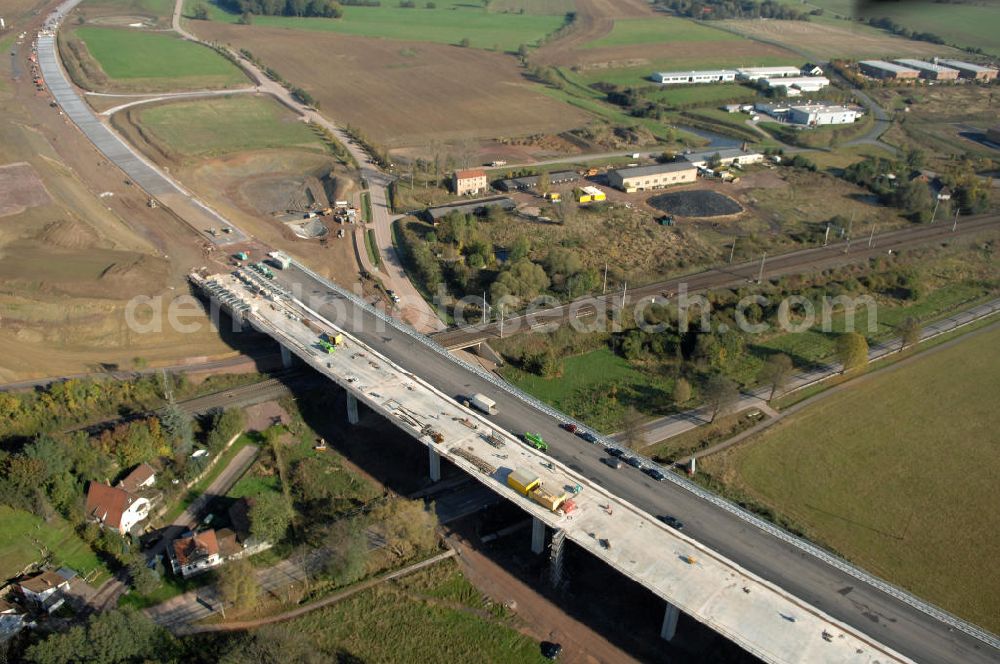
[506,469,570,513]
[324,332,344,346]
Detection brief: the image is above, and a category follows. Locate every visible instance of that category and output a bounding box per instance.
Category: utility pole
[823,224,830,246]
[729,237,737,263]
[621,282,628,310]
[602,263,608,295]
[499,304,505,338]
[952,208,960,232]
[929,196,941,224]
[482,291,489,321]
[757,253,766,284]
[868,224,876,248]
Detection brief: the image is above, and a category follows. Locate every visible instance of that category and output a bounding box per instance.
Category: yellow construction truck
[506,469,575,513]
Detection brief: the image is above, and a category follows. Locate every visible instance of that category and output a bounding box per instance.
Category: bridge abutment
[346,392,359,425]
[280,344,293,369]
[660,602,680,641]
[531,516,546,554]
[428,446,441,482]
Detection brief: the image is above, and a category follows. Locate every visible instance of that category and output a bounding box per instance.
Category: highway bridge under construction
[193,263,995,664]
[35,0,1000,656]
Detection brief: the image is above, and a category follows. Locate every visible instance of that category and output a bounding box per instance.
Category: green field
[81,0,175,21]
[709,324,1000,631]
[190,0,566,50]
[501,348,674,432]
[0,506,109,584]
[271,558,547,663]
[783,0,1000,55]
[74,27,247,87]
[648,83,758,107]
[136,96,322,157]
[586,16,741,48]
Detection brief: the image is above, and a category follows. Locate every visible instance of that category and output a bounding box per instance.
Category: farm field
[186,0,567,51]
[585,16,742,48]
[76,0,175,26]
[701,323,1000,631]
[716,18,966,60]
[191,24,589,151]
[130,96,323,159]
[242,558,547,663]
[782,0,1000,55]
[0,506,109,584]
[65,26,248,92]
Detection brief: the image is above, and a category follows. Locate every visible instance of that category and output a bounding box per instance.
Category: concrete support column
[428,446,441,482]
[549,528,566,587]
[280,344,293,369]
[531,516,546,554]
[346,392,359,425]
[660,602,680,642]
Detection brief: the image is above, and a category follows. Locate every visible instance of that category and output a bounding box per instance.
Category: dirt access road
[170,0,444,333]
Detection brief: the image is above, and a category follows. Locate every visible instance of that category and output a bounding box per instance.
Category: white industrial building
[682,148,764,168]
[788,104,859,126]
[652,70,738,85]
[762,76,829,93]
[737,66,802,80]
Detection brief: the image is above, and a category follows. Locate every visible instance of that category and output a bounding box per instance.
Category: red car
[561,423,577,433]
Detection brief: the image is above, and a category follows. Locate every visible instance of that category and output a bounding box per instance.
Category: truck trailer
[469,393,497,415]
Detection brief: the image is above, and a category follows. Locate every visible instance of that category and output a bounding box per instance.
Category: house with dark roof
[117,463,156,494]
[85,482,151,534]
[170,530,222,578]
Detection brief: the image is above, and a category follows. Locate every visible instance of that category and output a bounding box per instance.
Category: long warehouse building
[608,162,697,192]
[936,59,999,81]
[894,59,960,80]
[859,60,920,80]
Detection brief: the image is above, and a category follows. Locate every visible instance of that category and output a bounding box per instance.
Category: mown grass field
[0,506,109,584]
[704,323,1000,631]
[190,0,566,50]
[135,96,322,157]
[276,557,547,663]
[586,16,742,48]
[72,26,246,88]
[647,83,758,107]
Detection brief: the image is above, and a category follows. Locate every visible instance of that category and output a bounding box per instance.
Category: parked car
[658,515,684,530]
[561,422,577,433]
[579,431,599,443]
[643,467,666,481]
[623,456,643,468]
[602,457,623,469]
[606,447,625,458]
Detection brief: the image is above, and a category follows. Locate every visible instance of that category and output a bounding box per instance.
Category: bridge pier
[549,528,566,587]
[280,344,293,369]
[660,602,680,642]
[428,446,441,482]
[531,517,546,554]
[346,392,359,425]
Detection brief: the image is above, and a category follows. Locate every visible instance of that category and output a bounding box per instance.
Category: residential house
[452,168,488,196]
[85,482,151,534]
[117,463,156,494]
[801,63,824,76]
[170,530,222,578]
[17,571,70,613]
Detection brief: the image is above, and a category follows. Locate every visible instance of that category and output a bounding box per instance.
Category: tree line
[657,0,812,20]
[219,0,343,17]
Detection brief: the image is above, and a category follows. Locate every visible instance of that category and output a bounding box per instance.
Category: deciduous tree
[759,353,794,400]
[836,332,869,373]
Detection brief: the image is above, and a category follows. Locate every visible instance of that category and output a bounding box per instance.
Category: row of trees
[219,0,343,17]
[658,0,811,20]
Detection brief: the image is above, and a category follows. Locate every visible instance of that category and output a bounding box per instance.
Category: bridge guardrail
[292,258,1000,650]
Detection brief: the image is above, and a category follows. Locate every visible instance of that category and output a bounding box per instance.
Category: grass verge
[0,506,110,585]
[365,229,381,268]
